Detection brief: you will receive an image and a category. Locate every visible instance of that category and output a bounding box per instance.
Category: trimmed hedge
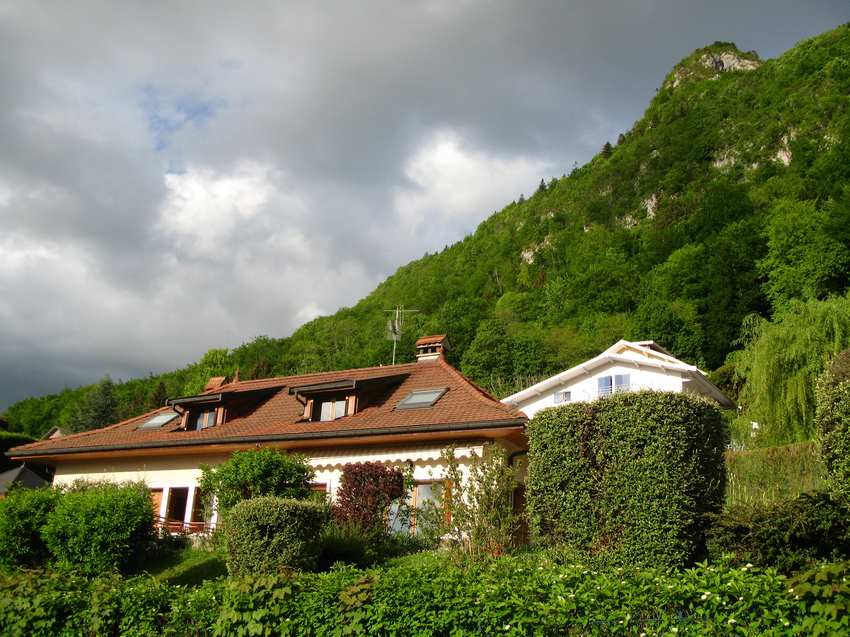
[816,349,850,500]
[41,481,156,574]
[0,487,61,571]
[706,490,850,574]
[3,554,849,636]
[526,390,726,569]
[225,497,328,575]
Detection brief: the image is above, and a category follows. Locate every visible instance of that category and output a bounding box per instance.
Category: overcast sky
[0,1,847,412]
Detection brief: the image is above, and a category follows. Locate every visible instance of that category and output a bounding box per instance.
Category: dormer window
[315,395,350,422]
[288,373,407,423]
[190,408,218,431]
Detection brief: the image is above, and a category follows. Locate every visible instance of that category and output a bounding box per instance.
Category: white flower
[700,594,708,600]
[745,563,754,568]
[503,625,511,631]
[728,619,737,625]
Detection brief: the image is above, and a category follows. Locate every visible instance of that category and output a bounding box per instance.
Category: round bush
[226,497,328,575]
[0,486,61,571]
[41,481,155,574]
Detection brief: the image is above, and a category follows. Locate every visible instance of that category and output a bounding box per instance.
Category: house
[0,465,49,499]
[501,340,735,418]
[7,336,528,532]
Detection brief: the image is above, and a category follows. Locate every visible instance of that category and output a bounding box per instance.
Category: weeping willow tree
[736,296,850,445]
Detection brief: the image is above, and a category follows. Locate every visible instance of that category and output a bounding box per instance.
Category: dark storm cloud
[0,0,847,411]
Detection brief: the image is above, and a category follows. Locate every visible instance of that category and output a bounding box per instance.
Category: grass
[725,441,828,508]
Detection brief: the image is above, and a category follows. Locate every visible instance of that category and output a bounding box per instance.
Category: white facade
[502,340,735,419]
[52,441,516,532]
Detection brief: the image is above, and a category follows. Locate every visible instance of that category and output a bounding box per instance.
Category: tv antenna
[384,305,418,365]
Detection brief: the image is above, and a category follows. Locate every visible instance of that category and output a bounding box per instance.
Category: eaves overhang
[166,385,281,407]
[287,373,408,396]
[6,417,528,460]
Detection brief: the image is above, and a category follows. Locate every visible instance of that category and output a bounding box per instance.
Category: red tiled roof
[9,360,526,458]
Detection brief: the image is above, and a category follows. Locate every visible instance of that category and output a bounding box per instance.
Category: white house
[8,336,529,534]
[501,340,735,418]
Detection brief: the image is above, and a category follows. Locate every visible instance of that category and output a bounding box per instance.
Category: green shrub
[225,497,328,575]
[417,444,519,565]
[816,349,850,500]
[41,481,156,574]
[526,390,726,569]
[316,521,377,570]
[0,486,61,571]
[706,490,850,575]
[198,447,314,516]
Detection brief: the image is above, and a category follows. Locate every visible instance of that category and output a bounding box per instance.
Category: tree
[418,445,518,564]
[601,141,613,158]
[737,296,850,445]
[70,376,118,433]
[198,447,314,515]
[759,199,850,312]
[331,462,406,536]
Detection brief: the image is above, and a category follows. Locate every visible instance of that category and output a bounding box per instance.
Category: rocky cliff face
[662,43,762,89]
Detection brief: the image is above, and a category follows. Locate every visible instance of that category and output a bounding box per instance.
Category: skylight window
[137,412,178,431]
[396,388,448,410]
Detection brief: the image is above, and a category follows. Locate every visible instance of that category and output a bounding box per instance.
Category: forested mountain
[5,24,850,445]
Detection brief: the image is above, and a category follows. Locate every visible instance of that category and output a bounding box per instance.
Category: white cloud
[394,130,552,241]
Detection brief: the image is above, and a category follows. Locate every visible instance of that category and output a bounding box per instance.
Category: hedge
[225,497,328,575]
[525,390,726,569]
[706,490,850,574]
[41,481,156,574]
[2,555,848,636]
[0,486,61,571]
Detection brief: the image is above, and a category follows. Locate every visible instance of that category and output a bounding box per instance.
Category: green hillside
[5,24,850,446]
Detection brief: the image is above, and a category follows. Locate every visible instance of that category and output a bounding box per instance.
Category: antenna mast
[384,305,418,365]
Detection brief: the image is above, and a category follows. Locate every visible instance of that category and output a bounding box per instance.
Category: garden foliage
[331,461,406,536]
[816,348,850,499]
[198,447,314,515]
[526,390,726,569]
[0,486,61,571]
[224,496,328,575]
[418,444,519,564]
[41,481,156,574]
[2,553,849,636]
[706,491,850,575]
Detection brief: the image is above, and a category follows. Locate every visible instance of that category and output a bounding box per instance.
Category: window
[389,481,439,534]
[137,412,178,430]
[598,374,631,397]
[396,387,448,410]
[189,409,217,430]
[314,396,349,422]
[553,390,571,404]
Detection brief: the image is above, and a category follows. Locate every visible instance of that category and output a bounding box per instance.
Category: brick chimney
[415,335,451,362]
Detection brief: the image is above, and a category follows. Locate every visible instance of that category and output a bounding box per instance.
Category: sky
[0,1,847,412]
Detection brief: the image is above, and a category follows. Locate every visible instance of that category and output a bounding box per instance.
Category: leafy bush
[0,486,61,571]
[225,496,328,575]
[331,461,406,536]
[526,390,726,569]
[41,480,156,574]
[706,490,850,575]
[816,348,850,499]
[316,521,376,570]
[198,447,314,515]
[418,444,518,565]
